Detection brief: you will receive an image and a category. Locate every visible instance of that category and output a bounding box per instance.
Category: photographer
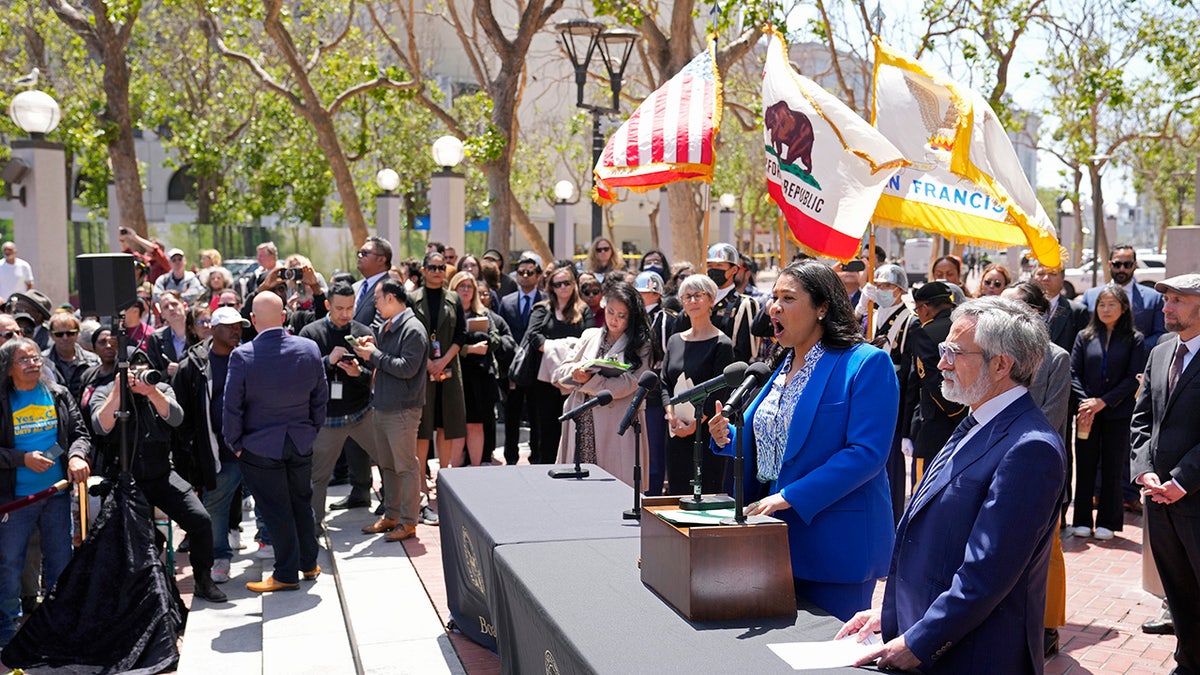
[89,352,226,603]
[240,265,326,340]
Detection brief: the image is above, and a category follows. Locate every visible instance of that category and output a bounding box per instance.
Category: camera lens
[134,368,163,386]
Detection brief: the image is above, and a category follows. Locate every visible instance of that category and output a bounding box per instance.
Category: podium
[640,496,796,621]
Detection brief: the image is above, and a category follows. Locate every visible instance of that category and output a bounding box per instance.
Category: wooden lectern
[640,496,796,621]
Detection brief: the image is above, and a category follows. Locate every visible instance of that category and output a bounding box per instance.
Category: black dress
[524,303,593,464]
[660,332,734,494]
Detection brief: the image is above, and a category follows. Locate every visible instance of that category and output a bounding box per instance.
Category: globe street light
[717,193,736,245]
[430,136,466,255]
[556,20,638,241]
[553,180,577,259]
[5,89,69,305]
[375,168,402,254]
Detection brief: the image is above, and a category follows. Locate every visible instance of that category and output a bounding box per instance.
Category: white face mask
[875,289,900,309]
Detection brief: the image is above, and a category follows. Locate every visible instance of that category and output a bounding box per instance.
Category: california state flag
[762,29,907,261]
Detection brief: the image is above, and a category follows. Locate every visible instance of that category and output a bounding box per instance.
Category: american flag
[592,41,722,205]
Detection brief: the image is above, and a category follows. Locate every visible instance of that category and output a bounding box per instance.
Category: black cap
[912,281,955,305]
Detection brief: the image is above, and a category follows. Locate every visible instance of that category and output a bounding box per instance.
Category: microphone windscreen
[638,370,660,388]
[596,390,614,406]
[745,362,773,384]
[722,361,748,388]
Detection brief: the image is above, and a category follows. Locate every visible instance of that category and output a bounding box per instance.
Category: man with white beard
[839,297,1067,674]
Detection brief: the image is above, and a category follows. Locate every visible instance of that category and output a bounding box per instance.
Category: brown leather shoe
[302,565,321,581]
[361,517,399,534]
[246,576,300,593]
[384,524,417,542]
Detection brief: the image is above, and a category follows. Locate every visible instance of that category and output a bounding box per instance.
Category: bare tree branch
[328,76,419,116]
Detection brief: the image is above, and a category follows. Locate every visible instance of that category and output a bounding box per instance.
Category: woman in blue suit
[709,260,899,621]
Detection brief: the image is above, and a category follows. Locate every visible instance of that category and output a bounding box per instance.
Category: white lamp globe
[8,90,61,135]
[554,180,575,202]
[1104,202,1119,218]
[719,192,736,210]
[431,136,465,169]
[1060,198,1074,214]
[375,168,400,192]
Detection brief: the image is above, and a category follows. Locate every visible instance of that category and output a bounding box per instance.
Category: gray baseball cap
[1156,274,1200,295]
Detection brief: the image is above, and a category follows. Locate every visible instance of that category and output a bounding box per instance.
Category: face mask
[875,290,900,309]
[643,264,664,277]
[707,268,728,287]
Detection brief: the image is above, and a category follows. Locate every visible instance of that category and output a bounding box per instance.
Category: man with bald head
[224,292,328,592]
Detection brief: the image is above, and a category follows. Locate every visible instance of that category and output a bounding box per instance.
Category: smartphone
[43,443,65,461]
[345,335,360,349]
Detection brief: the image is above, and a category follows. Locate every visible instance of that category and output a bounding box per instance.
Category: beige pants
[310,410,379,520]
[370,408,423,527]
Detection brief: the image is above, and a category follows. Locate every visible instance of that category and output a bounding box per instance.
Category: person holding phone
[0,338,93,646]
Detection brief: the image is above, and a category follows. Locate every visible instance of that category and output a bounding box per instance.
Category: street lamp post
[556,20,638,242]
[429,136,466,256]
[375,168,401,254]
[553,180,577,260]
[717,193,736,245]
[1055,195,1074,264]
[5,90,68,304]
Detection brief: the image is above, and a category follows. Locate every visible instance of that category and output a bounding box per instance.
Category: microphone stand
[548,401,590,480]
[114,311,133,475]
[678,393,734,512]
[622,417,642,520]
[719,399,773,526]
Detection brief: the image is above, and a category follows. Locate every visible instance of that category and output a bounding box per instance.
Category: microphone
[722,362,773,415]
[618,371,659,436]
[558,389,614,423]
[668,362,747,405]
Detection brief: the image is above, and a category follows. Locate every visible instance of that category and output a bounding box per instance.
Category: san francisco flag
[762,29,907,260]
[871,38,1061,267]
[592,40,722,205]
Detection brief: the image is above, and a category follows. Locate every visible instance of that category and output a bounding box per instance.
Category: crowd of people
[0,230,1196,675]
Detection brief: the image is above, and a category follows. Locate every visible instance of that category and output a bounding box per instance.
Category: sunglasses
[517,269,539,277]
[1110,260,1135,269]
[196,319,212,327]
[425,264,447,272]
[52,330,80,338]
[581,288,601,297]
[551,280,573,289]
[982,280,1005,288]
[595,246,611,253]
[219,302,238,308]
[357,249,380,258]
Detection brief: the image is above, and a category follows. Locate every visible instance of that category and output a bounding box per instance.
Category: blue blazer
[883,392,1066,674]
[223,327,328,459]
[497,289,544,344]
[1082,283,1165,349]
[1070,329,1146,420]
[719,343,899,584]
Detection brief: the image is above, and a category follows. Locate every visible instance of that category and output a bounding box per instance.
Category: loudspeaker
[76,254,138,316]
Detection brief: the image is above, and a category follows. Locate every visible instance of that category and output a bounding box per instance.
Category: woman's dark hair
[1004,281,1050,316]
[639,249,671,273]
[423,251,445,267]
[768,260,865,369]
[403,258,423,287]
[186,307,210,346]
[378,278,409,305]
[931,255,962,276]
[480,260,501,295]
[1080,283,1136,342]
[601,281,650,371]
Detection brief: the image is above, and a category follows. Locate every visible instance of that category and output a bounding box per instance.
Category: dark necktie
[1168,342,1189,398]
[356,280,369,313]
[520,294,532,326]
[913,414,979,505]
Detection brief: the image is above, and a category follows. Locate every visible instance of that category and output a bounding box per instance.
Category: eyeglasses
[517,269,539,277]
[1110,260,1135,269]
[196,319,212,327]
[681,293,707,303]
[982,280,1005,288]
[551,280,573,289]
[937,342,987,366]
[219,302,238,308]
[595,246,611,253]
[52,330,80,338]
[581,288,601,297]
[425,264,447,272]
[357,249,380,258]
[16,355,43,367]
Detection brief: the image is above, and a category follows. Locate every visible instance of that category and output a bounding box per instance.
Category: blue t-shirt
[12,385,63,496]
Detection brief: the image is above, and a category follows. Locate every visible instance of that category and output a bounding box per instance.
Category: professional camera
[279,268,303,282]
[129,364,164,386]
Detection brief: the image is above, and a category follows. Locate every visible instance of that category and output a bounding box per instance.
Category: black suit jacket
[1048,296,1088,355]
[907,308,969,459]
[1131,334,1200,516]
[498,289,544,344]
[352,275,385,328]
[143,325,186,372]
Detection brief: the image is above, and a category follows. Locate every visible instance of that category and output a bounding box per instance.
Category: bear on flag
[762,29,908,261]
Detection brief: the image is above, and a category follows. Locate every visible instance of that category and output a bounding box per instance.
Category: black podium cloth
[492,537,866,675]
[438,464,640,650]
[3,474,186,674]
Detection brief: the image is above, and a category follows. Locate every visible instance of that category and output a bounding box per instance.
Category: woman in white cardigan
[553,281,652,486]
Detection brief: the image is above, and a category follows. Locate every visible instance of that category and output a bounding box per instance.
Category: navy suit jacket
[223,327,328,459]
[883,392,1066,673]
[498,289,544,344]
[718,343,899,584]
[352,274,386,328]
[1082,282,1165,349]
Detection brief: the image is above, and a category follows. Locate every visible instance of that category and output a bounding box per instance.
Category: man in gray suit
[1131,273,1200,674]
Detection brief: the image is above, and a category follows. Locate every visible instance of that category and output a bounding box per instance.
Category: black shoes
[1142,617,1175,635]
[194,573,228,603]
[330,496,371,510]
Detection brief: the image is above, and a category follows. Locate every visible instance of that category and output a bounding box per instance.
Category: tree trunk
[99,17,148,236]
[306,108,369,246]
[668,183,703,265]
[1090,166,1109,283]
[1070,168,1084,267]
[487,58,551,261]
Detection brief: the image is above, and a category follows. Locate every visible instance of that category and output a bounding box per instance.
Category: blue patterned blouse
[751,342,826,482]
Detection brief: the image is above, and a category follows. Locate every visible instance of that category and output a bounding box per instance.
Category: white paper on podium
[768,633,882,670]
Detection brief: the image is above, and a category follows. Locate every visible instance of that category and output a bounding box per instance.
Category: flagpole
[866,224,876,338]
[702,183,712,252]
[777,213,787,270]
